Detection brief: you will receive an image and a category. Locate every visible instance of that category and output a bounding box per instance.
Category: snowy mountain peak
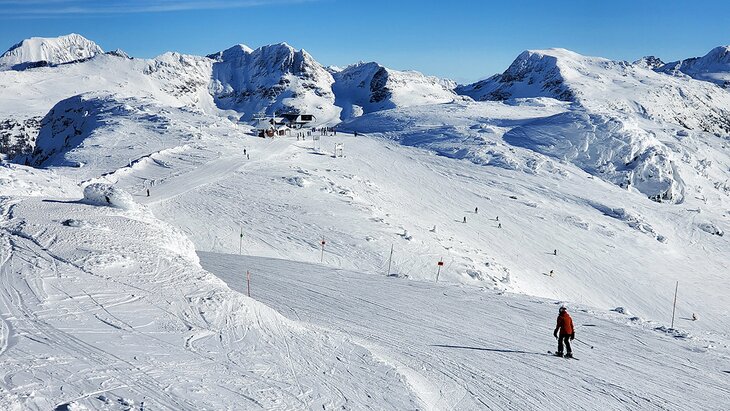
[700,45,730,63]
[207,43,254,61]
[208,41,338,121]
[332,61,457,121]
[633,55,665,70]
[0,33,103,70]
[657,45,730,88]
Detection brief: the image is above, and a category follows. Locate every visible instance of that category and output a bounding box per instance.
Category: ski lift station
[252,112,316,137]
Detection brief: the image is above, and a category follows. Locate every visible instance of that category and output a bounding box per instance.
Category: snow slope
[0,177,419,410]
[657,46,730,88]
[2,35,730,409]
[62,109,726,343]
[200,252,730,410]
[332,62,458,121]
[0,33,103,71]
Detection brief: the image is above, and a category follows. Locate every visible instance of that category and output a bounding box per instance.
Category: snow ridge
[657,45,730,88]
[332,62,458,121]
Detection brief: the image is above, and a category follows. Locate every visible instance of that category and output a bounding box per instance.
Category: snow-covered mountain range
[1,34,730,409]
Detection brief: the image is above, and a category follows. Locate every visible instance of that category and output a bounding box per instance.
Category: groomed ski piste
[1,35,730,410]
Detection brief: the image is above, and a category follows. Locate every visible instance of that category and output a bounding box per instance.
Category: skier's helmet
[559,304,568,312]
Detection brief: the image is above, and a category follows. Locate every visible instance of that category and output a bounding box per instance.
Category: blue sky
[0,0,728,83]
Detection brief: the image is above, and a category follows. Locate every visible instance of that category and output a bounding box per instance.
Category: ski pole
[574,338,594,349]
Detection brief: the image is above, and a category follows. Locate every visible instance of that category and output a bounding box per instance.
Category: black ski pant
[558,334,572,354]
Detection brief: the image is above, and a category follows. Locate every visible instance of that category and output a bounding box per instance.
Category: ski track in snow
[0,196,421,409]
[200,252,730,410]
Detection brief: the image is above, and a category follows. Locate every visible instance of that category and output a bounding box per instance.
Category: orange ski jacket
[555,311,574,336]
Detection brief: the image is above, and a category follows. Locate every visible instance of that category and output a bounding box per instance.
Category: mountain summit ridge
[0,33,103,70]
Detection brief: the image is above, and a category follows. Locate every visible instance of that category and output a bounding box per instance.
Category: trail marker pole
[239,227,243,255]
[436,258,444,282]
[320,237,326,263]
[246,270,251,297]
[386,244,394,276]
[671,281,679,329]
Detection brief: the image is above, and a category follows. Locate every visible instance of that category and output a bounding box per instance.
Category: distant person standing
[146,188,150,197]
[553,305,575,358]
[475,207,478,214]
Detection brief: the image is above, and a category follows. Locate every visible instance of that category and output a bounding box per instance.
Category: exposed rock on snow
[0,33,103,71]
[698,222,724,236]
[633,56,665,70]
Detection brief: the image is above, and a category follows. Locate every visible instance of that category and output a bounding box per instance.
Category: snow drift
[504,111,684,203]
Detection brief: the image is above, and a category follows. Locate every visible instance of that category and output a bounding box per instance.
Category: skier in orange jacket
[553,305,574,358]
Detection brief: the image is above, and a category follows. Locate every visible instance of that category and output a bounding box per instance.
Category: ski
[547,350,579,360]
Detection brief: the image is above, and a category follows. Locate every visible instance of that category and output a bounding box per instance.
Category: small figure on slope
[554,249,557,256]
[553,305,575,358]
[475,207,478,214]
[463,216,467,223]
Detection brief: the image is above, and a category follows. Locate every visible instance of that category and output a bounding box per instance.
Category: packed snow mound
[208,43,340,123]
[332,62,458,121]
[657,46,730,88]
[457,48,730,134]
[0,33,103,71]
[504,111,684,203]
[82,183,136,210]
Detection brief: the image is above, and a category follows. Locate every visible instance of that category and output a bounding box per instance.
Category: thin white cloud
[0,0,318,17]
